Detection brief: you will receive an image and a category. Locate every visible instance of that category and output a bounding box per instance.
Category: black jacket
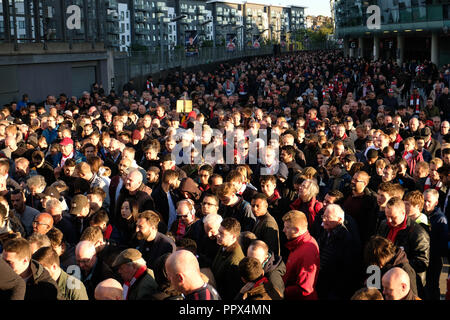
[25,260,59,300]
[136,232,176,270]
[219,197,256,232]
[315,224,362,300]
[151,184,179,232]
[82,256,118,300]
[0,258,25,300]
[376,216,430,287]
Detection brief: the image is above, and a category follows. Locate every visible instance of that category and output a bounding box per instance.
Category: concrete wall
[0,43,109,105]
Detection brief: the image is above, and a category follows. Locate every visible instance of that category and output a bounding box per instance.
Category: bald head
[382,267,410,300]
[95,278,123,300]
[126,169,143,192]
[75,240,97,272]
[165,250,204,294]
[32,212,54,234]
[166,249,200,275]
[76,240,96,257]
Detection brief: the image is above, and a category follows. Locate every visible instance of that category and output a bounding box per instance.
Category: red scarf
[387,215,408,243]
[176,220,186,240]
[268,189,281,203]
[123,265,147,300]
[424,177,442,191]
[199,184,210,192]
[392,134,403,149]
[104,224,113,240]
[410,94,420,114]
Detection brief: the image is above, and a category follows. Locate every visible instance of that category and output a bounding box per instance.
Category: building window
[126,11,129,18]
[127,35,130,41]
[127,24,129,30]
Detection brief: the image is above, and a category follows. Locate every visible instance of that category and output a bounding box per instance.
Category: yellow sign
[176,99,192,113]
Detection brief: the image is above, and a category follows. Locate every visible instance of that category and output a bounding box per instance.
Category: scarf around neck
[123,265,147,300]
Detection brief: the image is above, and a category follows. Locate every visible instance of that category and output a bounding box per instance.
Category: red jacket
[283,231,320,300]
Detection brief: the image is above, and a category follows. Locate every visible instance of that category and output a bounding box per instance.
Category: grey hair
[203,213,223,226]
[325,204,345,222]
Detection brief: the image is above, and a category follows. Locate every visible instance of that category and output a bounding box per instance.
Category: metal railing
[113,45,278,92]
[112,42,338,93]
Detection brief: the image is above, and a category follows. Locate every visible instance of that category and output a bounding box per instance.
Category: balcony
[106,15,119,22]
[106,24,120,34]
[106,0,117,9]
[135,27,150,35]
[135,15,147,23]
[135,39,151,46]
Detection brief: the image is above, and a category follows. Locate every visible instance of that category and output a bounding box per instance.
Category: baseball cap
[70,194,89,216]
[60,137,74,146]
[388,88,394,93]
[112,249,143,268]
[37,186,60,200]
[343,154,357,163]
[296,96,303,102]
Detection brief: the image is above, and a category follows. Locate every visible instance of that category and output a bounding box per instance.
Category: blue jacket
[51,150,86,168]
[42,126,59,145]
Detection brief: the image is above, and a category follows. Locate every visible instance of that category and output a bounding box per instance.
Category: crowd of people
[0,49,449,301]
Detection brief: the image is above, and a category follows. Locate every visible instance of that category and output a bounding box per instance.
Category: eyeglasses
[177,215,188,218]
[202,202,217,207]
[32,221,49,227]
[77,257,93,265]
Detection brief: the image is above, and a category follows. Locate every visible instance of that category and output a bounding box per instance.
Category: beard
[136,231,149,241]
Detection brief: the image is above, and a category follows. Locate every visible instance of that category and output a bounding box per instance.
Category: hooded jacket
[25,260,59,300]
[179,177,202,201]
[381,247,418,297]
[235,276,282,300]
[262,252,286,298]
